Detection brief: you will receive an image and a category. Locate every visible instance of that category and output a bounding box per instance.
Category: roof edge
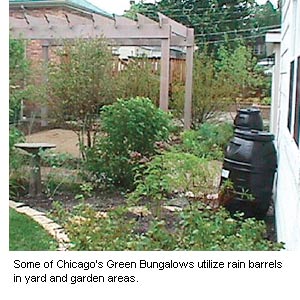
[9,1,114,19]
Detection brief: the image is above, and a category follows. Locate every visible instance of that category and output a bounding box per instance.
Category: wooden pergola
[9,11,194,128]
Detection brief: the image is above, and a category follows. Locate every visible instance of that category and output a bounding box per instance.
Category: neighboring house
[266,0,300,250]
[9,0,113,67]
[114,46,185,59]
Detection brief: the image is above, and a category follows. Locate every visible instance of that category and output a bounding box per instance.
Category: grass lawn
[9,208,58,251]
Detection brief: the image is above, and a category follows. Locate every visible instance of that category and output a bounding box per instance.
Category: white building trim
[267,0,300,250]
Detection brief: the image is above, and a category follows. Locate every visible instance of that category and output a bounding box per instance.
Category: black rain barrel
[221,129,277,219]
[234,107,263,131]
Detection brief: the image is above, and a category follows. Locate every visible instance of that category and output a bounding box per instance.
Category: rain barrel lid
[234,107,264,131]
[237,107,261,114]
[234,129,274,142]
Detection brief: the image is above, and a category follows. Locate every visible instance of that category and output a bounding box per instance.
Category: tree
[215,43,265,99]
[125,1,280,53]
[115,57,160,106]
[171,43,266,126]
[47,38,115,158]
[9,39,30,124]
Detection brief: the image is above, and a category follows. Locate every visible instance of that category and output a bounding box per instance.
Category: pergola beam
[10,23,172,40]
[158,13,188,38]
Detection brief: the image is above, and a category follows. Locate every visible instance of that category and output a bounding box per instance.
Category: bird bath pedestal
[15,143,56,197]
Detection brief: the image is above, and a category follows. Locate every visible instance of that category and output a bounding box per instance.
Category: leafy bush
[9,127,27,199]
[170,50,233,125]
[85,97,171,188]
[115,58,160,106]
[51,203,136,251]
[180,122,233,160]
[52,202,284,251]
[129,150,221,215]
[47,38,116,157]
[9,39,30,124]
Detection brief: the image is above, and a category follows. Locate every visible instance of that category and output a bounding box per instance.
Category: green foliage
[126,1,280,54]
[9,39,30,124]
[261,96,272,106]
[52,204,136,251]
[85,97,171,188]
[216,44,266,100]
[74,182,94,202]
[39,150,78,169]
[115,58,160,106]
[52,202,284,251]
[129,150,220,207]
[180,123,233,160]
[9,127,27,199]
[171,50,233,125]
[47,38,115,156]
[44,171,81,199]
[171,44,271,125]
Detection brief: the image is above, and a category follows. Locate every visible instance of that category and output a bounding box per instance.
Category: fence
[115,57,186,83]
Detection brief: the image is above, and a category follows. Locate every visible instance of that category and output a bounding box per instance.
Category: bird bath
[15,143,56,197]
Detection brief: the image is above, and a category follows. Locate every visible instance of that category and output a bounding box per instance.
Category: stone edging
[9,200,70,251]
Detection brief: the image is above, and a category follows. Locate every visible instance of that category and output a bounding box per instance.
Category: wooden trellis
[10,11,194,128]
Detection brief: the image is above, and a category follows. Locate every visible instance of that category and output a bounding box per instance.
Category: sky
[88,0,278,16]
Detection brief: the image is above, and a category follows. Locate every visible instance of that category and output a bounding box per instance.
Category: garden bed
[11,114,279,250]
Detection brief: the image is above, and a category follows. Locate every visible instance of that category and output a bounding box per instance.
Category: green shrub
[85,97,171,188]
[129,150,221,212]
[180,122,233,160]
[51,203,136,251]
[9,127,27,198]
[115,58,160,106]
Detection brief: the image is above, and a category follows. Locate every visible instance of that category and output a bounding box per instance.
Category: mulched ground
[16,186,277,243]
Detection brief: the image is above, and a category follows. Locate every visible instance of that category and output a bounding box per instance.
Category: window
[287,60,295,132]
[294,56,300,145]
[287,56,300,146]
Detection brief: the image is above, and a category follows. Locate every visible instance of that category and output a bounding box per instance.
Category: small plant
[130,155,169,217]
[129,150,221,213]
[180,122,233,160]
[44,171,81,199]
[218,179,235,206]
[261,97,271,106]
[75,182,94,202]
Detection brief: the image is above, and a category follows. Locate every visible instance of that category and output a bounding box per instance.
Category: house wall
[10,7,92,70]
[275,0,300,250]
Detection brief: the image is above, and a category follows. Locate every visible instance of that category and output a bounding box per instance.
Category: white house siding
[274,0,300,250]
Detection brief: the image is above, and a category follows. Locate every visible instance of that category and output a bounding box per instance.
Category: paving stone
[9,200,25,209]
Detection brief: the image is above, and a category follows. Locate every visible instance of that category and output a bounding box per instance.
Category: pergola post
[159,37,170,111]
[184,28,194,129]
[41,41,49,127]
